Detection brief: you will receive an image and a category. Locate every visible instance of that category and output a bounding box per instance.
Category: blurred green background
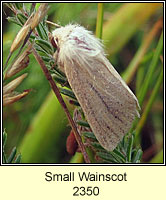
[3,3,163,163]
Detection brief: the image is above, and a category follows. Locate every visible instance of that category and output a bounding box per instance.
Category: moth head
[52,24,77,46]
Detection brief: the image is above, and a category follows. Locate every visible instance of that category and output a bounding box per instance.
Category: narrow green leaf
[16,13,28,26]
[131,149,143,163]
[97,152,116,163]
[135,66,163,137]
[113,148,126,163]
[7,147,17,163]
[52,74,68,86]
[35,45,50,56]
[82,132,97,140]
[52,67,66,78]
[15,3,23,10]
[15,154,22,163]
[77,120,90,128]
[7,16,20,26]
[36,23,48,41]
[127,135,134,162]
[35,39,54,55]
[92,142,104,151]
[3,131,7,163]
[3,131,7,149]
[3,154,7,163]
[36,23,48,40]
[138,32,163,106]
[109,151,125,163]
[41,56,52,63]
[59,88,77,100]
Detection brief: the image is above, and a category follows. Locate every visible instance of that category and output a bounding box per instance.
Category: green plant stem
[138,32,163,106]
[136,65,144,96]
[135,66,163,138]
[95,3,104,39]
[3,131,7,163]
[122,19,162,84]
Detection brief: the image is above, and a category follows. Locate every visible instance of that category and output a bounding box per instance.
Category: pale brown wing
[64,55,140,151]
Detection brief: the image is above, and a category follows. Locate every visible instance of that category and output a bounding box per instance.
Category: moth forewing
[64,59,137,151]
[52,24,140,151]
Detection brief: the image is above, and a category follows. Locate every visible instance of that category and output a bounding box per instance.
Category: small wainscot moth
[52,24,140,151]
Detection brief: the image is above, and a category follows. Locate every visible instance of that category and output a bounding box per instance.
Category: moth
[52,24,140,151]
